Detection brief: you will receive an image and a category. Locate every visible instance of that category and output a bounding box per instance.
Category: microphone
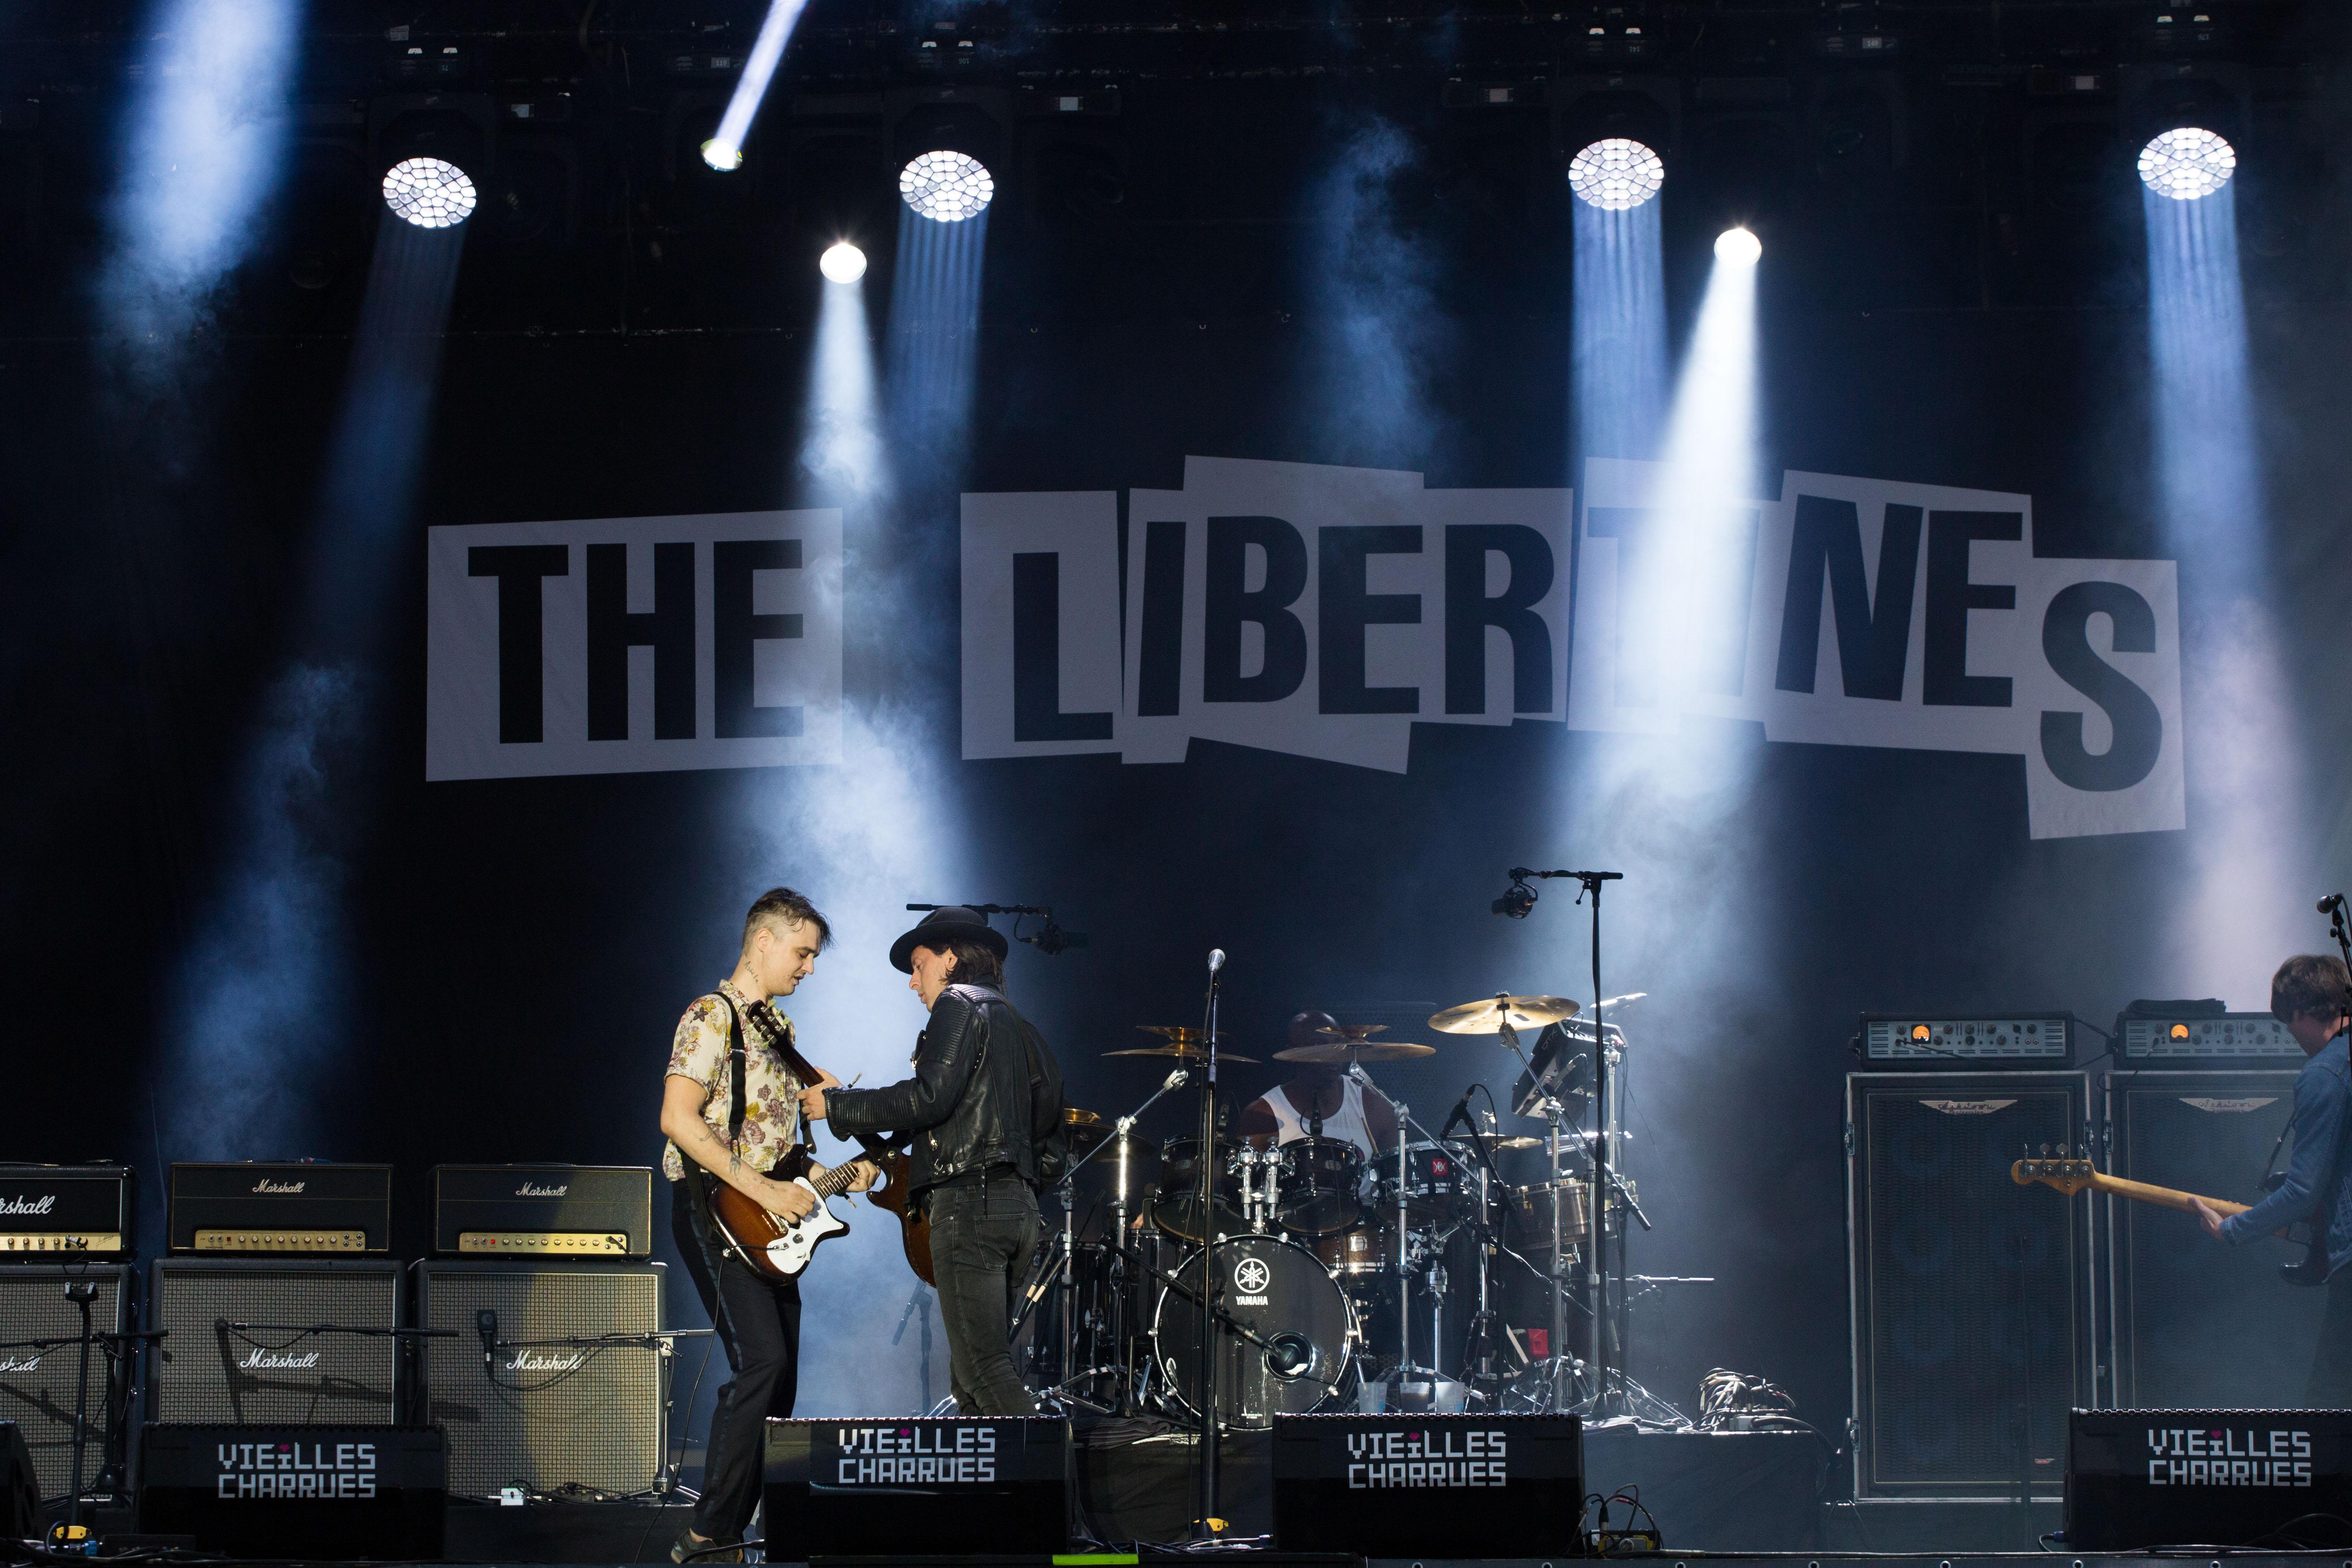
[476,1308,498,1370]
[2321,895,2345,915]
[1440,1091,1474,1139]
[1163,1067,1190,1092]
[1493,881,1537,919]
[1207,949,1226,973]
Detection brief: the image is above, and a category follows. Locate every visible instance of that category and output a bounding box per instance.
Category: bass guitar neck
[2010,1155,2249,1216]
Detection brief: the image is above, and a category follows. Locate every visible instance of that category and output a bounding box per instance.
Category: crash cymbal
[1135,1025,1224,1044]
[1063,1106,1110,1151]
[1459,1131,1544,1150]
[1104,1044,1258,1063]
[1427,993,1581,1034]
[1312,1023,1389,1043]
[1273,1041,1437,1065]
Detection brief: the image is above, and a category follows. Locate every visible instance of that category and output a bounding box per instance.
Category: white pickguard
[763,1180,849,1276]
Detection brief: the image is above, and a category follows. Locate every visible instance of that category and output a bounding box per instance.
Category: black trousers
[2309,1264,2352,1406]
[925,1173,1042,1416]
[672,1179,800,1543]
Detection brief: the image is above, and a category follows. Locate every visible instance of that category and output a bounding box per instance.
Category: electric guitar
[707,1147,880,1280]
[2011,1154,2328,1286]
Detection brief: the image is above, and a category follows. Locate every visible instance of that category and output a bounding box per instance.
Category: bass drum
[1153,1234,1354,1429]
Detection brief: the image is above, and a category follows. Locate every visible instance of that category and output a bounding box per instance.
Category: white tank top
[1266,1079,1375,1157]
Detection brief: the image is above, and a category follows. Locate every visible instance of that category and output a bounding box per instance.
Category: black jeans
[672,1179,800,1543]
[2309,1265,2352,1405]
[925,1173,1042,1416]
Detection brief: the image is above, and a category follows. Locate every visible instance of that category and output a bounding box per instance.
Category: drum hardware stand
[1192,947,1226,1541]
[1343,1066,1465,1410]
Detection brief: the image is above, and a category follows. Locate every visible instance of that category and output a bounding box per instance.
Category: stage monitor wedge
[1848,1070,2094,1500]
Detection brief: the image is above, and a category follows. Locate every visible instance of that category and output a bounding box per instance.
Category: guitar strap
[682,997,755,1264]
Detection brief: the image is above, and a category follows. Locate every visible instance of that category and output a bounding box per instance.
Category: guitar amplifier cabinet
[1273,1413,1583,1556]
[0,1165,134,1259]
[431,1164,652,1258]
[764,1417,1071,1557]
[2066,1408,2352,1549]
[0,1263,136,1502]
[148,1258,401,1425]
[137,1422,445,1558]
[412,1259,665,1500]
[1848,1071,2094,1500]
[169,1163,391,1254]
[2107,1071,2326,1408]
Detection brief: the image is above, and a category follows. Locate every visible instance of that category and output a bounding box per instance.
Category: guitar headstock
[2011,1148,2099,1195]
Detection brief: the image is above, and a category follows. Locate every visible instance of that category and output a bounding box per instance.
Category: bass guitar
[2011,1153,2326,1286]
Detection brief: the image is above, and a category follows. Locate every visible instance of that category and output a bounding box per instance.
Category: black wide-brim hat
[890,906,1010,974]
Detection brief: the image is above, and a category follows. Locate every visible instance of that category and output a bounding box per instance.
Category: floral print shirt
[661,980,807,1182]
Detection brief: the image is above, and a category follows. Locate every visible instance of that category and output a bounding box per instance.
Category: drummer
[1235,1010,1400,1159]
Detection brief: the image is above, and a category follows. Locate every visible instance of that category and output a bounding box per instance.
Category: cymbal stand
[1344,1066,1449,1395]
[1192,951,1224,1542]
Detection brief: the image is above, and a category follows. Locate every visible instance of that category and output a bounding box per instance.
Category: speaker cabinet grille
[1848,1071,2093,1499]
[2110,1070,2328,1407]
[149,1259,400,1424]
[414,1260,664,1500]
[0,1264,132,1502]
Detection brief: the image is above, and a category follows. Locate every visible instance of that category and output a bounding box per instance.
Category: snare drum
[1376,1139,1476,1224]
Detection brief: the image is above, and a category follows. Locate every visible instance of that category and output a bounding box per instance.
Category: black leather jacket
[824,984,1066,1198]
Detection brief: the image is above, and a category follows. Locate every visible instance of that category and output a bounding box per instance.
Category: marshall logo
[239,1347,322,1371]
[2144,1425,2313,1488]
[506,1349,586,1373]
[252,1180,305,1195]
[0,1195,57,1216]
[0,1353,41,1373]
[1920,1099,2018,1115]
[2182,1098,2278,1114]
[516,1182,569,1198]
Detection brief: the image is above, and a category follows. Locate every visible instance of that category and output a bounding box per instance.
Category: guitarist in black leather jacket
[802,906,1066,1415]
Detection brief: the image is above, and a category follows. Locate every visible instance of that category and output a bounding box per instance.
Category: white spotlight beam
[704,0,816,169]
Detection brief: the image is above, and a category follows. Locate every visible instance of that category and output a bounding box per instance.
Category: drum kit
[1015,993,1649,1431]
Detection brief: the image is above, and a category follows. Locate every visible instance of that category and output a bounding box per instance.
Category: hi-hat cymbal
[1312,1023,1388,1043]
[1105,1044,1259,1063]
[1273,1041,1437,1065]
[1428,993,1581,1034]
[1136,1025,1224,1044]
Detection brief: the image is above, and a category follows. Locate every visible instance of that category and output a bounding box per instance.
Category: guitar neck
[2089,1170,2251,1218]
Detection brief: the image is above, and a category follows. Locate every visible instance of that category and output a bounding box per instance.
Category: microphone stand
[1192,952,1224,1541]
[1567,870,1623,1420]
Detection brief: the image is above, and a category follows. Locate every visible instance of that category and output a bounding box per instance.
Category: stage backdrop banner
[963,456,1575,772]
[1569,459,2183,841]
[425,510,843,781]
[962,455,2180,841]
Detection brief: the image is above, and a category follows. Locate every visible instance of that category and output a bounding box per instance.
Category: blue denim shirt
[2220,1033,2352,1277]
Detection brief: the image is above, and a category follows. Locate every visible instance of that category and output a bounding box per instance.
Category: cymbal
[1135,1025,1224,1044]
[1460,1131,1544,1150]
[1063,1107,1110,1150]
[1312,1023,1388,1043]
[1273,1041,1437,1065]
[1427,993,1581,1035]
[1104,1044,1259,1063]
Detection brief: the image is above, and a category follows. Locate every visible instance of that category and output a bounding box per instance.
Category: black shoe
[672,1531,741,1564]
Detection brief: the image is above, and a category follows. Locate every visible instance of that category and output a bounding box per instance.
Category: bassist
[2192,953,2352,1401]
[657,887,874,1563]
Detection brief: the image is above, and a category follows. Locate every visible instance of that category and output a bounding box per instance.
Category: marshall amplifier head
[764,1417,1070,1557]
[2066,1408,2352,1550]
[1273,1412,1584,1557]
[431,1165,653,1257]
[0,1165,133,1258]
[136,1423,445,1558]
[169,1163,391,1254]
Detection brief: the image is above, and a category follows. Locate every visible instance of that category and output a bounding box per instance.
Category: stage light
[819,241,867,283]
[900,150,994,223]
[1714,227,1762,266]
[381,158,476,229]
[2139,126,2235,201]
[701,139,744,172]
[1569,138,1665,211]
